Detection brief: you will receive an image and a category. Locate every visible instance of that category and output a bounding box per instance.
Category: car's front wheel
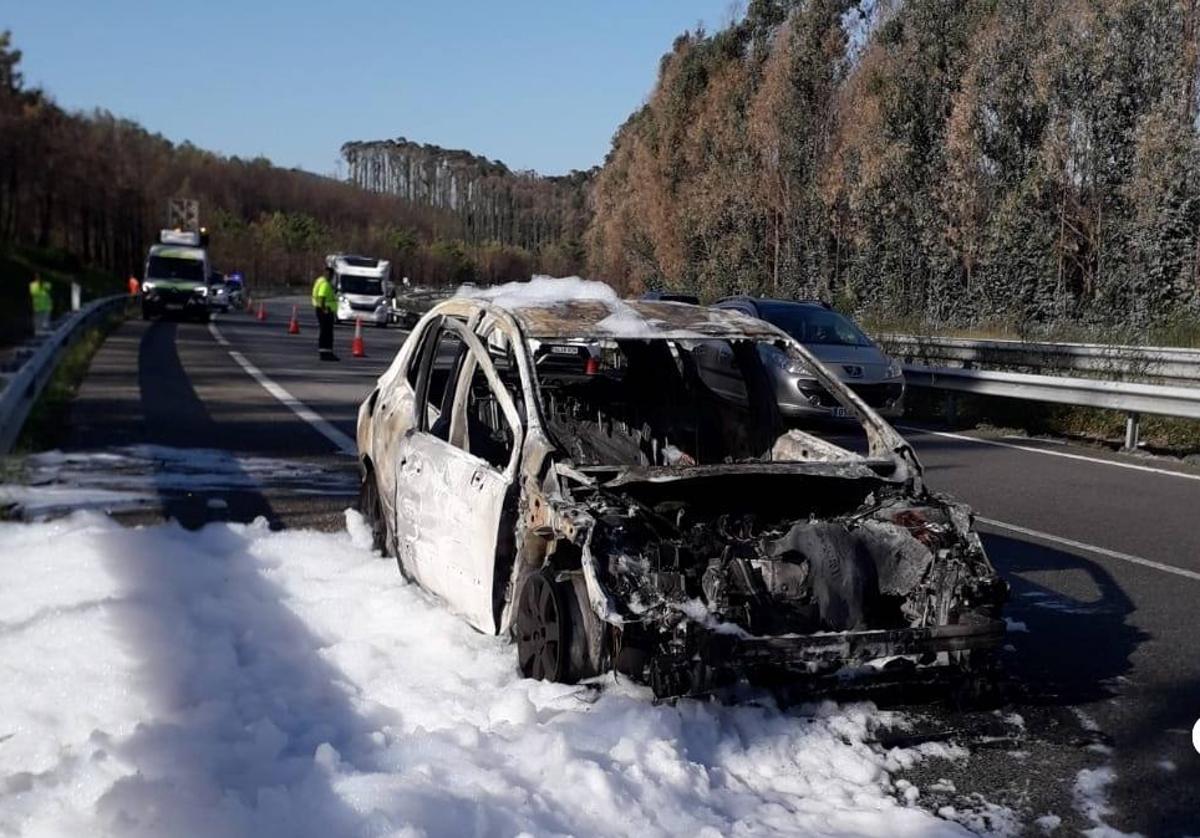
[516,569,577,684]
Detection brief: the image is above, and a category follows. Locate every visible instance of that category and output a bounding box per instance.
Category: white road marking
[208,322,357,456]
[979,517,1200,582]
[900,425,1200,482]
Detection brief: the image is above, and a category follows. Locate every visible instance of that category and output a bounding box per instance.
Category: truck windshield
[340,276,382,295]
[147,256,205,283]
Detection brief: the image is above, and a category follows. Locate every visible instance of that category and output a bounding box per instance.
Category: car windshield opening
[759,304,871,347]
[535,337,869,468]
[340,276,382,295]
[147,256,205,282]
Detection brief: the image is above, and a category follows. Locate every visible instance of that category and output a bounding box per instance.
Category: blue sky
[5,1,739,176]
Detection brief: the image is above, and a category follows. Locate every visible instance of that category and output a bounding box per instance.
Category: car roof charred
[447,277,782,341]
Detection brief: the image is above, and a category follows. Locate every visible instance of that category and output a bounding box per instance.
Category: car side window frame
[410,315,468,433]
[441,320,524,478]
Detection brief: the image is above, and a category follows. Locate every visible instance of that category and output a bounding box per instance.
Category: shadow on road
[137,320,281,527]
[982,532,1149,706]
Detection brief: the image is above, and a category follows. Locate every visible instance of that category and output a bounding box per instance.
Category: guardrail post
[1124,412,1140,450]
[944,392,958,426]
[71,282,81,312]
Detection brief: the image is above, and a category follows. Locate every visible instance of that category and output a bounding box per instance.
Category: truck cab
[141,229,212,321]
[327,254,392,327]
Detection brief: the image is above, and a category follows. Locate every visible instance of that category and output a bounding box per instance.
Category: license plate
[831,406,849,418]
[550,346,578,355]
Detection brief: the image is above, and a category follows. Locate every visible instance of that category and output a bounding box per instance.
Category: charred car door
[391,316,523,633]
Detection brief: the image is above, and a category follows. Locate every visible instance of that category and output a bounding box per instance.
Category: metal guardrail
[901,363,1200,450]
[881,334,1200,449]
[0,295,127,453]
[883,334,1200,385]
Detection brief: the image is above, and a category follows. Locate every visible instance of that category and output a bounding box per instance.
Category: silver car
[713,297,905,419]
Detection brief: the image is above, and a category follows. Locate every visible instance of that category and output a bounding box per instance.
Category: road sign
[168,198,200,231]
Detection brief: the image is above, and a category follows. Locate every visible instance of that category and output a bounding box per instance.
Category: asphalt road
[55,300,1200,834]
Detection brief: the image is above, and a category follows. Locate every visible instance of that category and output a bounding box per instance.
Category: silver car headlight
[886,358,903,379]
[194,286,209,297]
[142,281,156,292]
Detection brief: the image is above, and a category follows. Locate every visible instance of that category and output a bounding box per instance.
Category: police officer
[28,273,52,333]
[311,270,338,361]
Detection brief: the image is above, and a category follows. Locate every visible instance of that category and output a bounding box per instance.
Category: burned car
[356,281,1007,698]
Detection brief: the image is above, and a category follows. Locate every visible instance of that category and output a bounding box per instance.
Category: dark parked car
[640,290,701,305]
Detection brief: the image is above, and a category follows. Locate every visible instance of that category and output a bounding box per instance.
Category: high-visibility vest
[29,280,52,313]
[312,275,336,311]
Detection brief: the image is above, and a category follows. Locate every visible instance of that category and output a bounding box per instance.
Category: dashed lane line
[979,517,1200,582]
[208,321,357,456]
[900,425,1200,483]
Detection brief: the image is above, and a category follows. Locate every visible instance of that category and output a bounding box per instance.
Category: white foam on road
[0,512,974,837]
[208,322,357,456]
[1,446,357,519]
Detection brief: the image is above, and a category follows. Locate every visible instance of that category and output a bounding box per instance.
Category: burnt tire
[516,569,576,684]
[358,470,389,557]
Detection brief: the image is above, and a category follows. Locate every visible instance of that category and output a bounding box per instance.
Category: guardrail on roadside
[0,295,127,454]
[901,364,1200,450]
[883,334,1200,385]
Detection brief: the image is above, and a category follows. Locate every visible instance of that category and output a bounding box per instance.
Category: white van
[141,230,212,321]
[327,254,392,327]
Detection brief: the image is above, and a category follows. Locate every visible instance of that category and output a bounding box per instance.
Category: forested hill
[0,32,585,297]
[586,0,1200,331]
[342,138,592,270]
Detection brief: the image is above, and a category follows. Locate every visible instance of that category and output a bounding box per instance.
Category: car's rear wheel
[516,570,575,683]
[358,470,389,556]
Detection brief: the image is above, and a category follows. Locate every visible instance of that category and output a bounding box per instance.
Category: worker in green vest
[312,271,338,361]
[29,273,53,333]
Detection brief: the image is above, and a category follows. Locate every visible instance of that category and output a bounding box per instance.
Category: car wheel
[358,470,389,556]
[516,569,575,683]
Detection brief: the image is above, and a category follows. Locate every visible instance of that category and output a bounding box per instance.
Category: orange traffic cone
[287,305,300,334]
[256,302,267,321]
[351,317,366,358]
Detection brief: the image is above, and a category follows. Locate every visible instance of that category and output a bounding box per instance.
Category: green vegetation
[1,244,121,347]
[586,0,1200,338]
[0,32,584,297]
[15,309,125,452]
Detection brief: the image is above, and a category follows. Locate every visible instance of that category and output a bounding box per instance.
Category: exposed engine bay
[539,465,1007,698]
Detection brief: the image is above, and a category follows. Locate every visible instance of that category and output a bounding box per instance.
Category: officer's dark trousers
[315,307,334,354]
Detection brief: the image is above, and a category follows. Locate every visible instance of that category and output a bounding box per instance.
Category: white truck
[141,229,213,321]
[327,254,393,328]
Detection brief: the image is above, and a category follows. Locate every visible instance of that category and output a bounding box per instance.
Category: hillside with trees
[343,138,591,278]
[0,30,577,338]
[586,0,1200,333]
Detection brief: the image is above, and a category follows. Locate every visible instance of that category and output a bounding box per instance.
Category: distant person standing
[311,271,338,361]
[127,275,140,296]
[28,273,52,332]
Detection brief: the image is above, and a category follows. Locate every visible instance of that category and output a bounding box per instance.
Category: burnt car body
[356,283,1006,698]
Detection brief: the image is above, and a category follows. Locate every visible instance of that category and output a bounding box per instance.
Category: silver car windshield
[758,303,871,347]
